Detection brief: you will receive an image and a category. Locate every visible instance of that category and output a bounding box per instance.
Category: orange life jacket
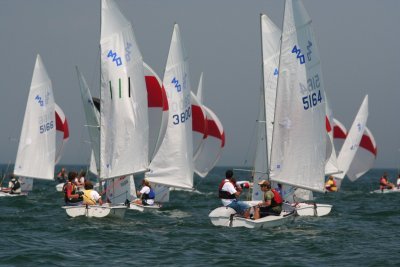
[271,189,283,205]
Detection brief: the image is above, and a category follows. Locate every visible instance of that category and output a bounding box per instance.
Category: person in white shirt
[218,170,250,218]
[135,179,155,206]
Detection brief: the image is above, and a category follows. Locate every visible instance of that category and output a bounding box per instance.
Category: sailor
[63,172,83,206]
[82,181,102,206]
[218,169,250,218]
[379,172,394,191]
[8,175,21,195]
[56,167,67,183]
[135,179,155,206]
[253,180,282,219]
[325,176,338,192]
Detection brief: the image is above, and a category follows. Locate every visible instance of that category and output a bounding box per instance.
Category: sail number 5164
[302,90,322,110]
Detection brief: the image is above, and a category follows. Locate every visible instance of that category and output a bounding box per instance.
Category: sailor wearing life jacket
[253,180,283,219]
[218,170,250,217]
[8,175,21,194]
[82,181,103,206]
[63,171,83,206]
[325,176,337,192]
[136,179,155,206]
[379,172,395,190]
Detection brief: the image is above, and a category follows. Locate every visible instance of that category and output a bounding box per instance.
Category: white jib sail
[191,91,207,158]
[143,62,169,162]
[346,127,377,181]
[252,14,282,201]
[334,95,369,179]
[14,54,56,180]
[325,97,340,175]
[145,24,194,189]
[269,0,327,192]
[193,106,224,178]
[100,0,149,179]
[76,67,101,171]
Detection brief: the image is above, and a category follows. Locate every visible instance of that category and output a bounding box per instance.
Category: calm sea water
[0,165,399,266]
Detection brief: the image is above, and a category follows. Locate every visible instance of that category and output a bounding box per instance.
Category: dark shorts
[259,206,282,217]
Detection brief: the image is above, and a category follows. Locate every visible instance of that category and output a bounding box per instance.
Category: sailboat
[63,0,150,218]
[209,11,300,228]
[1,55,56,198]
[252,2,332,216]
[193,73,225,178]
[145,24,195,197]
[333,95,369,189]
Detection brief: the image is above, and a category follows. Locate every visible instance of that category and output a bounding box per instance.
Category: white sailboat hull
[208,206,295,229]
[128,201,162,212]
[62,204,126,219]
[293,202,332,217]
[370,188,400,194]
[56,183,64,192]
[0,190,28,197]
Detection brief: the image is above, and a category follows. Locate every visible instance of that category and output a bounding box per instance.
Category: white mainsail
[146,24,194,189]
[269,0,327,192]
[100,0,149,180]
[334,95,369,179]
[14,54,56,180]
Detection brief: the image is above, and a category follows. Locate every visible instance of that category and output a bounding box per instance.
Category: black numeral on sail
[172,106,191,125]
[302,90,322,110]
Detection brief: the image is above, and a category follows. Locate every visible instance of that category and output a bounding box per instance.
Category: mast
[268,0,286,179]
[259,13,270,181]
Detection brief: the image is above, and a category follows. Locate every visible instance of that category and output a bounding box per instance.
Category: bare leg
[253,207,260,220]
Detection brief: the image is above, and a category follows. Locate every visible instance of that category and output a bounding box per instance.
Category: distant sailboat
[193,73,225,178]
[0,55,56,198]
[334,95,369,182]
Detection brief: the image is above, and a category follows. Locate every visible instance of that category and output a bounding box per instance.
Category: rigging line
[0,160,12,187]
[90,46,101,98]
[242,119,257,167]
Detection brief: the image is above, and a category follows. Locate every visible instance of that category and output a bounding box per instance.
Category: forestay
[146,24,194,189]
[269,0,326,192]
[100,0,149,179]
[14,54,56,180]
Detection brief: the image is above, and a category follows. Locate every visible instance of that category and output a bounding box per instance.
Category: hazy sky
[0,0,399,169]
